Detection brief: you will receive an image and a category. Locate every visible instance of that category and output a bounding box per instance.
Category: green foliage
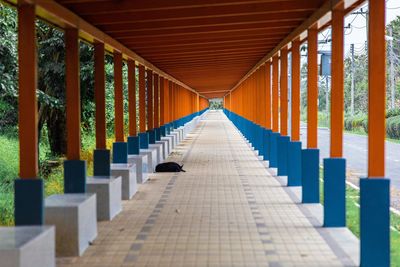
[344,114,368,132]
[387,108,400,118]
[210,100,223,109]
[386,115,400,139]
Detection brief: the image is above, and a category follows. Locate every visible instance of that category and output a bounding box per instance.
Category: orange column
[94,42,106,149]
[265,61,272,129]
[18,4,38,178]
[114,52,124,142]
[160,76,165,126]
[307,28,318,149]
[330,9,344,157]
[154,73,160,128]
[169,81,174,122]
[291,39,301,141]
[65,28,81,160]
[128,60,137,137]
[368,0,386,177]
[146,69,154,131]
[139,65,146,133]
[280,48,288,136]
[272,56,279,132]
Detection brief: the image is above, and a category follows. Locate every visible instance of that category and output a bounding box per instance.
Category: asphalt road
[300,126,400,189]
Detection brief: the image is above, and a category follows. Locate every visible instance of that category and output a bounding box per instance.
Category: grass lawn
[0,133,114,226]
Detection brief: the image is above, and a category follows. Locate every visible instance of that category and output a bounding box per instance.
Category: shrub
[386,108,400,118]
[386,115,400,139]
[344,114,368,132]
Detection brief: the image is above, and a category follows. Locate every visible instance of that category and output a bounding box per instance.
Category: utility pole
[389,26,395,109]
[350,44,355,116]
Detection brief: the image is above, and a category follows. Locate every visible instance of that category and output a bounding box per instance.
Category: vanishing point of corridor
[58,111,351,267]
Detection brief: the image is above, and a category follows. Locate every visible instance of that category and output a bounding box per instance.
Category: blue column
[324,158,346,227]
[160,125,166,137]
[301,148,319,203]
[263,129,271,161]
[148,129,156,144]
[287,141,302,186]
[112,142,128,164]
[14,179,44,225]
[127,136,140,155]
[93,149,111,176]
[360,178,390,267]
[323,158,346,227]
[155,127,161,141]
[64,160,86,193]
[269,132,280,168]
[277,136,290,176]
[139,132,149,149]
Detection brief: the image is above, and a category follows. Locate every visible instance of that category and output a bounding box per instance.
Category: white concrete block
[128,154,149,184]
[149,143,163,163]
[163,135,174,151]
[156,139,169,160]
[45,194,97,257]
[86,176,122,221]
[170,131,179,146]
[111,163,137,200]
[0,226,55,267]
[140,148,158,173]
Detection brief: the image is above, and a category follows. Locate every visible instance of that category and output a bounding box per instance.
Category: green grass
[0,131,115,226]
[320,169,400,266]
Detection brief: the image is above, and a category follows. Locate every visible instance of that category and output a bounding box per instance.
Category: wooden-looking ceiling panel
[55,0,325,98]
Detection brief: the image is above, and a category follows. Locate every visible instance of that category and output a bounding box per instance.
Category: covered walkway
[58,110,355,267]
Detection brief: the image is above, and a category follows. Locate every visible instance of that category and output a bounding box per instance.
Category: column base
[287,141,302,186]
[323,158,346,227]
[139,132,149,149]
[301,148,319,203]
[14,179,44,226]
[277,136,290,176]
[148,129,156,144]
[127,136,140,155]
[112,142,128,164]
[360,178,390,267]
[64,160,86,194]
[269,132,280,168]
[93,149,110,176]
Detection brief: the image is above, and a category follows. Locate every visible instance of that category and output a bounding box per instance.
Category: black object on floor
[155,162,186,172]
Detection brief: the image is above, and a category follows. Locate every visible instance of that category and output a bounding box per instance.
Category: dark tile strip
[223,123,278,265]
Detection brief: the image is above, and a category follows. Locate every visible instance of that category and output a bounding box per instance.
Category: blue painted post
[160,125,166,137]
[269,132,280,168]
[112,142,128,164]
[14,179,44,225]
[64,160,87,193]
[301,148,319,203]
[323,158,346,226]
[93,149,111,176]
[155,128,161,141]
[287,141,302,186]
[277,136,290,176]
[360,178,390,267]
[263,129,271,161]
[127,136,140,155]
[139,132,149,149]
[148,129,156,144]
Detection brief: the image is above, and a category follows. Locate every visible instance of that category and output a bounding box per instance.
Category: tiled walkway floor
[58,110,348,267]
